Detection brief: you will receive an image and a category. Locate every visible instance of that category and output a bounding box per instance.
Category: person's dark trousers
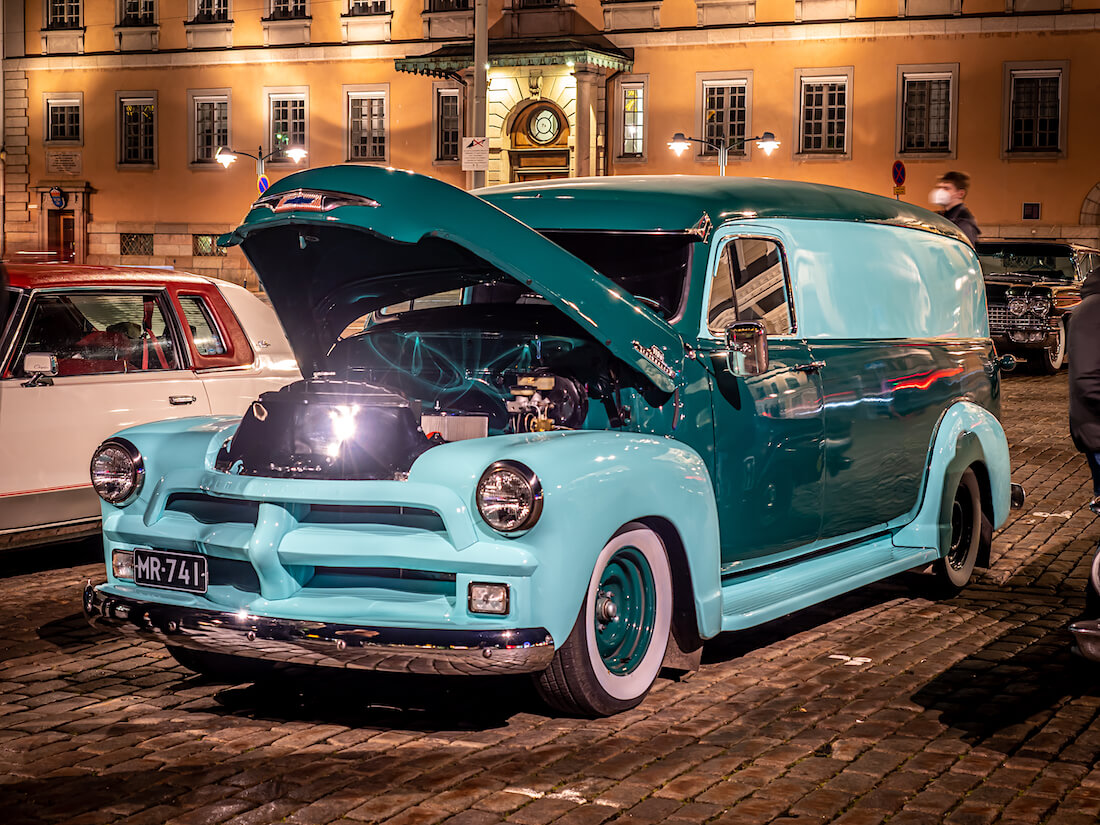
[1086,453,1100,514]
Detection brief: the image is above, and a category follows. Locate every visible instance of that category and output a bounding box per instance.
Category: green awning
[395,37,633,78]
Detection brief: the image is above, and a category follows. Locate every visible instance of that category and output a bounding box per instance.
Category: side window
[707,237,793,336]
[178,295,227,356]
[11,292,179,377]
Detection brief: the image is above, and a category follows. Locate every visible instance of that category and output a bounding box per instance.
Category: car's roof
[476,175,970,245]
[3,263,213,290]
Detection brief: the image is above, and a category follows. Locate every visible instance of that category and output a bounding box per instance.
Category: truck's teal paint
[89,167,1015,705]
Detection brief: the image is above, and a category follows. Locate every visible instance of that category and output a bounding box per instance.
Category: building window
[47,0,81,28]
[622,82,645,157]
[436,89,460,162]
[269,0,307,18]
[348,0,387,12]
[120,233,154,256]
[797,71,850,156]
[702,81,747,156]
[119,0,155,26]
[193,95,229,163]
[193,0,229,21]
[897,65,957,157]
[428,0,471,10]
[46,97,81,142]
[119,95,156,165]
[269,95,306,160]
[349,92,387,161]
[192,234,227,257]
[1009,69,1062,153]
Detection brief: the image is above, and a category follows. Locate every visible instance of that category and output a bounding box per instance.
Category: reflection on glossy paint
[889,366,965,392]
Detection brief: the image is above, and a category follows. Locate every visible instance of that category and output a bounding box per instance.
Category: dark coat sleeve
[1068,293,1100,452]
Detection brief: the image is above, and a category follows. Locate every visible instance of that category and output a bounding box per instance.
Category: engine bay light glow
[469,582,510,615]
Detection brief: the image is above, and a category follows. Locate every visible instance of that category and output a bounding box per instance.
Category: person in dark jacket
[929,171,981,246]
[1069,267,1100,514]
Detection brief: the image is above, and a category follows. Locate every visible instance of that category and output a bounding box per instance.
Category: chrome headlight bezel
[476,460,543,534]
[1028,296,1052,318]
[1006,297,1028,317]
[90,438,145,506]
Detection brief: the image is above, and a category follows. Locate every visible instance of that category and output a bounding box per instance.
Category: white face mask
[929,188,952,207]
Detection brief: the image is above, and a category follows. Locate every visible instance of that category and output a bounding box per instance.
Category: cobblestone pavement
[4,374,1100,825]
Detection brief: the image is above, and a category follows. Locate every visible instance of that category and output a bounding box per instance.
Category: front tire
[1036,317,1066,374]
[535,523,672,716]
[932,467,984,594]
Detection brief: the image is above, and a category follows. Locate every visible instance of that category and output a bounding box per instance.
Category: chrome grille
[987,302,1048,334]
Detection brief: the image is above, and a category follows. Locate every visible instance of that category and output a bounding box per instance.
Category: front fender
[891,400,1011,551]
[409,431,724,643]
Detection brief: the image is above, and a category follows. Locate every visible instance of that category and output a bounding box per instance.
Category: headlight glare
[90,438,144,505]
[476,460,543,533]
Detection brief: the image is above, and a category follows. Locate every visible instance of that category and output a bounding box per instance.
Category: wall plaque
[46,150,82,175]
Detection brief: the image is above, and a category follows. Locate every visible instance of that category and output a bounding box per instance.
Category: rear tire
[932,467,984,595]
[535,523,672,716]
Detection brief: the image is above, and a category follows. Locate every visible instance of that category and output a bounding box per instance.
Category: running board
[719,536,939,632]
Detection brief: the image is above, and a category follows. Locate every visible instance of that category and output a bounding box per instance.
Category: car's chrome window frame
[0,287,28,371]
[699,226,798,343]
[1,286,192,379]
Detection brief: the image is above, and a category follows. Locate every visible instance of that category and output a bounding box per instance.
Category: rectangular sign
[461,137,489,172]
[134,548,208,594]
[46,150,82,175]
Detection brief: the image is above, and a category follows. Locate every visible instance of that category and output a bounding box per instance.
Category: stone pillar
[4,69,35,254]
[573,66,599,178]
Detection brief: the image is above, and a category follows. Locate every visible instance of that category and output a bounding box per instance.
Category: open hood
[222,166,682,393]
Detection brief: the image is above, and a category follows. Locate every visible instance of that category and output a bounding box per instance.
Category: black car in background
[978,241,1100,373]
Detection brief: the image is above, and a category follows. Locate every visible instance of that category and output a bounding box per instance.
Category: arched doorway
[508,100,571,183]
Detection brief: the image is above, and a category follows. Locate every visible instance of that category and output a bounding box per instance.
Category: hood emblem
[253,189,381,214]
[632,341,677,379]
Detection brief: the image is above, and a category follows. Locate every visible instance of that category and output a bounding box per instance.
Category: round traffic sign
[891,161,906,188]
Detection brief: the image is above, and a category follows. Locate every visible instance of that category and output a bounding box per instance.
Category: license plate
[133,549,208,594]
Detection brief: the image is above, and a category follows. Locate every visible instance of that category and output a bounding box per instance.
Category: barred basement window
[120,233,154,256]
[192,234,226,256]
[702,82,747,156]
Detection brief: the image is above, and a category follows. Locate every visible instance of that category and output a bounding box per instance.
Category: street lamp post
[214,144,307,179]
[668,131,781,175]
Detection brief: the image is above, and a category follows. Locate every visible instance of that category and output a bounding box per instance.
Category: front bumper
[84,584,555,676]
[1070,618,1100,662]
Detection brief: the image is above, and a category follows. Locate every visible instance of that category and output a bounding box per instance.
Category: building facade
[2,0,1099,287]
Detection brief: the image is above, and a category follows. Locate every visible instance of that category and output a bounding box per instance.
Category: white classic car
[0,264,299,550]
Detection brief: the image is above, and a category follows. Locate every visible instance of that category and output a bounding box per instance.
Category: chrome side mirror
[724,321,769,376]
[21,352,58,387]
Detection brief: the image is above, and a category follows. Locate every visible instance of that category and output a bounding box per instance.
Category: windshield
[977,244,1076,282]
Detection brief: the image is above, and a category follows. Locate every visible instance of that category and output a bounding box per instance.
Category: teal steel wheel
[535,522,673,716]
[933,467,983,594]
[593,546,658,675]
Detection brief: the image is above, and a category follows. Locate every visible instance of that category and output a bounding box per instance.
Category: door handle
[792,361,826,374]
[169,395,197,405]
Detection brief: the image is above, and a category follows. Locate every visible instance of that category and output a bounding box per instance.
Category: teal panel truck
[85,167,1021,716]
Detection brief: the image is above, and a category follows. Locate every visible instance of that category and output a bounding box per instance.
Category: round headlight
[1028,296,1052,318]
[90,438,144,505]
[476,460,543,533]
[1007,297,1028,317]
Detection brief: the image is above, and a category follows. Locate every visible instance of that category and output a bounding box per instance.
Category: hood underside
[223,166,683,393]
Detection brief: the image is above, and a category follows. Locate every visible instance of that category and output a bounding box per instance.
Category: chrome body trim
[1070,618,1100,662]
[83,584,556,676]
